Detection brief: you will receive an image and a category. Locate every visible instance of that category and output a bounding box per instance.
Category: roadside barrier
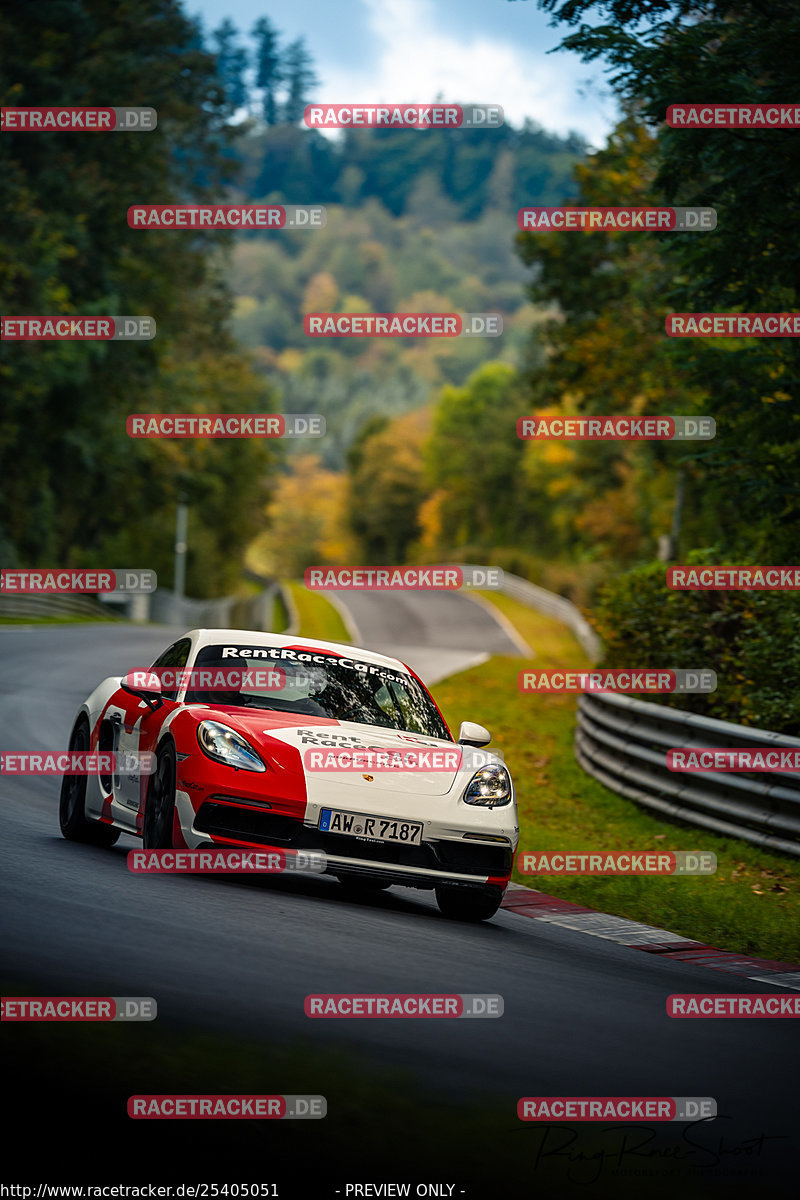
[576,691,800,856]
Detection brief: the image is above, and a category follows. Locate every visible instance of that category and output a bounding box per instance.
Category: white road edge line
[324,591,363,644]
[504,884,800,989]
[460,590,534,658]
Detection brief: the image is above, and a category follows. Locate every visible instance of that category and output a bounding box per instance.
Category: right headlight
[463,763,513,807]
[196,720,267,773]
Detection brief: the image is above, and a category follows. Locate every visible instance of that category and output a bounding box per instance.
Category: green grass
[431,592,800,963]
[271,589,290,633]
[285,580,351,643]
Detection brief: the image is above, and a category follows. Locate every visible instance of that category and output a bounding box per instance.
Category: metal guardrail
[150,580,278,631]
[498,572,603,661]
[576,691,800,857]
[0,583,279,630]
[0,595,122,620]
[460,562,800,855]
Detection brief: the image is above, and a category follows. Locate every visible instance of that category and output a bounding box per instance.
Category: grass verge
[431,592,800,963]
[271,588,290,633]
[285,580,351,643]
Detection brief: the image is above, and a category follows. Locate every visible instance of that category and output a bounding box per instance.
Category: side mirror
[121,670,163,710]
[458,721,491,747]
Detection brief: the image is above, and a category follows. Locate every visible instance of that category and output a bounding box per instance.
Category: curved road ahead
[325,586,526,683]
[1,618,798,1192]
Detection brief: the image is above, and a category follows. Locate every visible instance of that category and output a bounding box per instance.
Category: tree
[346,413,428,562]
[212,18,249,114]
[0,0,275,588]
[515,113,703,565]
[425,362,527,550]
[252,16,283,125]
[250,455,354,577]
[301,272,339,315]
[281,38,319,125]
[533,0,800,561]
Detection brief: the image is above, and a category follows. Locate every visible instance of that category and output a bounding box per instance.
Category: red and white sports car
[59,630,518,920]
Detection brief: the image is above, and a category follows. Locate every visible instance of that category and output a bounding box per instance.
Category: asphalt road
[326,586,525,683]
[1,622,798,1192]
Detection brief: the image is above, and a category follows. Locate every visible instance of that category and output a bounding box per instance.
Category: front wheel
[435,884,503,922]
[142,742,177,849]
[59,718,119,846]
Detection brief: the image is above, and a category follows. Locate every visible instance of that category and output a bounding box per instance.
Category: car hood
[194,708,479,797]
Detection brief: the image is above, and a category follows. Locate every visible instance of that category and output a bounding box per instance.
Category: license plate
[319,809,423,845]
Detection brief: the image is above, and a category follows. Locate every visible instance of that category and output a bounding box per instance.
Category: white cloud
[316,0,615,145]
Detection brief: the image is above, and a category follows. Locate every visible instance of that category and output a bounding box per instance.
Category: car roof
[183,629,411,675]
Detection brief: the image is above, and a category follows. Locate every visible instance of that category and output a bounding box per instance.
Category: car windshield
[183,644,451,739]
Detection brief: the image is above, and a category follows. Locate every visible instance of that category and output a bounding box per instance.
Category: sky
[186,0,619,147]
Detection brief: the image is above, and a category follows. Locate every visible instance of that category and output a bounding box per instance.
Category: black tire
[335,874,392,893]
[435,884,503,922]
[142,741,177,849]
[59,718,120,846]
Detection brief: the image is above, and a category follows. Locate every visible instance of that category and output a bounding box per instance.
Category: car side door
[113,637,192,820]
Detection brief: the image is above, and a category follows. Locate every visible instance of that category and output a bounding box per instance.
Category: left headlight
[463,763,513,807]
[197,720,267,773]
